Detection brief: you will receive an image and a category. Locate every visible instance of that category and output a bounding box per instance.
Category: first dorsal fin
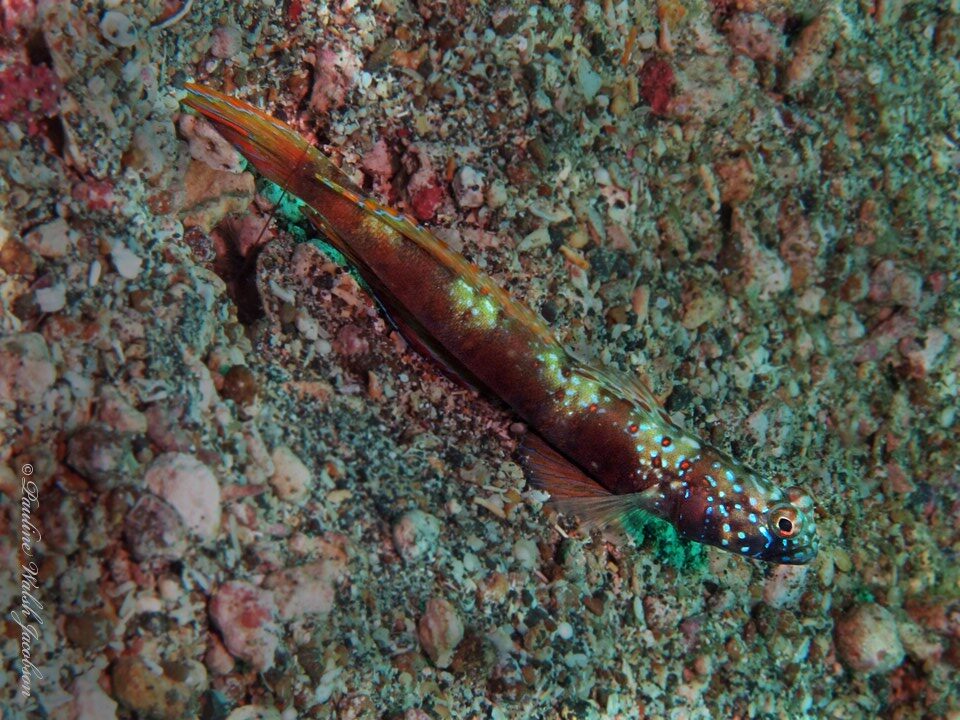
[572,358,674,425]
[521,434,666,532]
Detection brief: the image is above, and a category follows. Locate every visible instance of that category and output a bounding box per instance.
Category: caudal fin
[181,82,362,199]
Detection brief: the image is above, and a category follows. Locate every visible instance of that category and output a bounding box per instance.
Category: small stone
[681,289,724,330]
[392,509,441,563]
[269,446,312,502]
[210,25,242,60]
[209,581,280,671]
[334,324,370,356]
[406,164,444,222]
[835,603,905,675]
[0,237,36,275]
[100,10,137,48]
[577,57,602,101]
[111,657,207,719]
[180,159,255,232]
[784,13,837,93]
[24,217,72,258]
[452,166,485,209]
[511,538,538,570]
[264,559,346,620]
[35,282,66,312]
[204,633,235,676]
[179,115,244,173]
[124,494,188,561]
[417,597,464,668]
[486,181,508,209]
[72,669,119,720]
[220,365,259,408]
[64,608,114,651]
[144,453,221,541]
[762,564,809,609]
[111,244,142,279]
[98,386,148,434]
[0,333,56,406]
[66,425,138,491]
[833,548,852,573]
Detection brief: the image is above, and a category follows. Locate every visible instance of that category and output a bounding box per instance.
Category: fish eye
[770,506,799,538]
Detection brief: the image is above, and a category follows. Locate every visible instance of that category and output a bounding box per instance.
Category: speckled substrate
[1,1,958,719]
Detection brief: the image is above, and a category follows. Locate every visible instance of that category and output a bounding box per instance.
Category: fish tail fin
[181,82,362,200]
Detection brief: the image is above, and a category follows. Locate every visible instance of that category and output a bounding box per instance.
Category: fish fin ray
[572,359,673,425]
[522,435,667,533]
[521,434,611,500]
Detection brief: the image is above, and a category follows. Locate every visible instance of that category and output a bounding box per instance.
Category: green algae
[621,509,706,571]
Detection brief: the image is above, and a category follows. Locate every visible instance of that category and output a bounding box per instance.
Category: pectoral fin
[521,434,668,532]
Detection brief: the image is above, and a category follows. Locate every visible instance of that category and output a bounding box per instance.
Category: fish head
[669,452,819,564]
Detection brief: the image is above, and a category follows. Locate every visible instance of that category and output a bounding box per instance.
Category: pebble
[124,494,188,561]
[452,166,485,209]
[417,597,464,668]
[111,657,208,719]
[65,607,114,651]
[66,425,138,491]
[406,164,444,222]
[269,446,312,503]
[762,564,809,609]
[392,509,441,563]
[220,364,260,411]
[98,386,148,434]
[35,282,66,312]
[110,244,143,280]
[144,453,221,541]
[24,217,72,258]
[72,668,119,720]
[511,538,539,570]
[577,57,602,101]
[100,10,137,48]
[784,13,837,93]
[0,332,56,407]
[265,559,345,620]
[204,633,235,676]
[179,115,244,173]
[209,581,280,671]
[211,25,242,60]
[180,159,255,232]
[835,603,905,675]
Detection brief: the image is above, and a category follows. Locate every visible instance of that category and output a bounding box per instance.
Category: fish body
[182,83,819,565]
